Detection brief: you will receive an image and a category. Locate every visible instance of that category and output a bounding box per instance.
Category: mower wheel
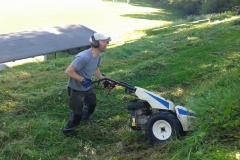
[146,112,181,143]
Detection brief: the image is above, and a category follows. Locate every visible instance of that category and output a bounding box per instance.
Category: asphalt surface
[0,0,164,37]
[0,0,166,68]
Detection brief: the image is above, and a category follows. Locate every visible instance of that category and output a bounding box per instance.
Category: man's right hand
[81,79,92,88]
[103,80,114,89]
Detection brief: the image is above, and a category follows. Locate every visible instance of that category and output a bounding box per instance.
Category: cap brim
[100,36,111,41]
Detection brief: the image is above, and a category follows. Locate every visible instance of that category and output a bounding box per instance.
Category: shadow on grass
[121,11,182,21]
[103,0,184,21]
[121,0,185,21]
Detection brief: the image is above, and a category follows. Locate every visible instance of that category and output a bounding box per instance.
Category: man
[63,32,113,135]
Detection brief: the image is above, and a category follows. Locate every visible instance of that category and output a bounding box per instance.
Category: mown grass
[1,9,240,160]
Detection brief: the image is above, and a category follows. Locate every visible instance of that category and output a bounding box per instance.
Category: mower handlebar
[91,78,136,92]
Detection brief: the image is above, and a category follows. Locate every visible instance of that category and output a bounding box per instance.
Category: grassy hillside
[0,13,240,160]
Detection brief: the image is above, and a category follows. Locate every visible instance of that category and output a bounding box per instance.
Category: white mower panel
[135,87,175,111]
[175,105,196,131]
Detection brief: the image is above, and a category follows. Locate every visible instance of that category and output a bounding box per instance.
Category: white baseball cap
[89,33,111,43]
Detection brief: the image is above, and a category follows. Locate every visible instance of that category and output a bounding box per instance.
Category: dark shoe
[81,117,95,121]
[64,132,77,137]
[63,129,74,134]
[63,129,77,137]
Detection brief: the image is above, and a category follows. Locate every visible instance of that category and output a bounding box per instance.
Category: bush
[153,0,240,15]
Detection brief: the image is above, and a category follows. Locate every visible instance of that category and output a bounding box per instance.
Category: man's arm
[65,63,85,82]
[94,68,114,88]
[94,67,105,80]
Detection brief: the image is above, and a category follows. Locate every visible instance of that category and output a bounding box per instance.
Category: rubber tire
[146,112,181,143]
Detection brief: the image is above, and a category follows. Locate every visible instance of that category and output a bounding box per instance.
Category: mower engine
[127,101,152,130]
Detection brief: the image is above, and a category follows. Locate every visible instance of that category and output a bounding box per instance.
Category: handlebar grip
[91,78,136,92]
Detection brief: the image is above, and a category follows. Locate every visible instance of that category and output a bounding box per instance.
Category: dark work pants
[63,87,96,133]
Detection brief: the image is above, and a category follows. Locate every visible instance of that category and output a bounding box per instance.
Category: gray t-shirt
[67,48,101,91]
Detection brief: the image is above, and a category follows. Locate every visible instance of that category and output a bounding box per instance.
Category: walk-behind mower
[93,78,196,143]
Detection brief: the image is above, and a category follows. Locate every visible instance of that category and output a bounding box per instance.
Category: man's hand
[103,80,114,89]
[81,79,92,88]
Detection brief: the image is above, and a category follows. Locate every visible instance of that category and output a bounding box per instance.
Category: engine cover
[128,103,152,130]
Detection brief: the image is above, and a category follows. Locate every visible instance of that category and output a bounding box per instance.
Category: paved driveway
[0,0,167,37]
[0,0,169,67]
